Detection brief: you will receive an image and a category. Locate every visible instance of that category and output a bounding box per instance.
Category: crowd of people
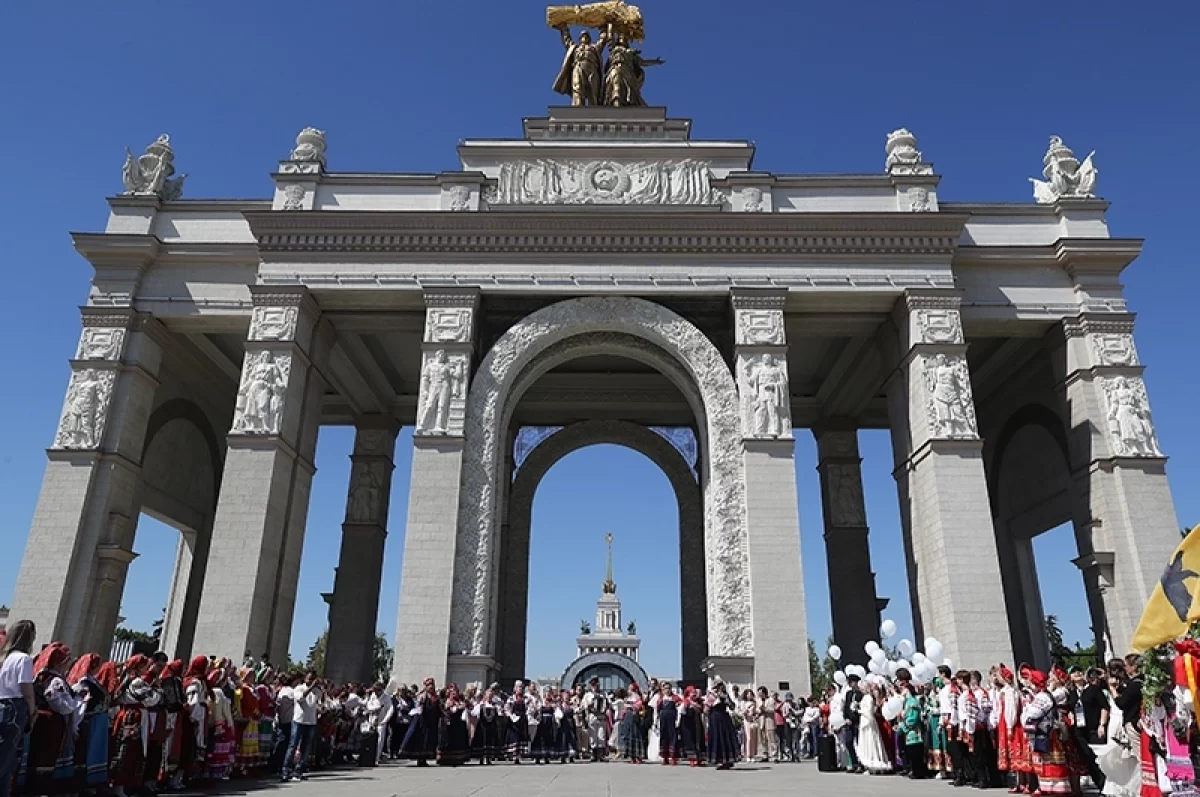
[6,612,1199,797]
[810,655,1162,796]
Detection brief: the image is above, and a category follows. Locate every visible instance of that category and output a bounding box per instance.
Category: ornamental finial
[603,531,617,594]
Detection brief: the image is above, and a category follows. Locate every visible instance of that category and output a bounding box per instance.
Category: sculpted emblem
[583,161,632,200]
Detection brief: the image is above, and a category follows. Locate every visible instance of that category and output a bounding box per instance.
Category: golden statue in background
[547,0,663,107]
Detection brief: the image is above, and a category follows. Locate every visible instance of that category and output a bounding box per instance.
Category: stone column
[814,420,881,664]
[392,290,480,686]
[190,288,329,665]
[1053,314,1179,656]
[883,291,1012,668]
[324,419,399,685]
[730,290,810,691]
[10,309,165,654]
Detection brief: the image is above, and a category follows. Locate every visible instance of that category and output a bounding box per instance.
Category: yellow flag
[1131,525,1200,652]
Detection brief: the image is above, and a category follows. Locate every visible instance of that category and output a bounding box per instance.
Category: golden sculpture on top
[547,0,663,107]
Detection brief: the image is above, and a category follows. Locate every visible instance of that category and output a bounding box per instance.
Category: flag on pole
[1132,525,1200,652]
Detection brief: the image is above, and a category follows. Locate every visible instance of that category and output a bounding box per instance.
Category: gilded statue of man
[604,34,663,107]
[552,26,607,106]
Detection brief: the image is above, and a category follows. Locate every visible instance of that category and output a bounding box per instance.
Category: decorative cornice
[79,307,138,328]
[246,210,968,258]
[249,285,316,310]
[952,238,1143,273]
[729,289,787,311]
[71,233,161,267]
[1061,312,1137,338]
[904,290,961,311]
[423,288,480,309]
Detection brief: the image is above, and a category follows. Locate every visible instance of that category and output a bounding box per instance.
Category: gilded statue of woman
[603,34,663,107]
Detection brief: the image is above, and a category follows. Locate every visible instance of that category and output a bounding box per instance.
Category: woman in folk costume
[400,678,441,766]
[67,653,110,791]
[436,683,470,766]
[622,684,648,763]
[1021,667,1076,795]
[529,686,559,764]
[899,680,928,779]
[556,687,579,763]
[156,659,187,789]
[470,686,502,765]
[646,679,662,763]
[109,654,163,797]
[678,685,707,767]
[254,670,276,769]
[19,642,79,794]
[136,660,170,794]
[1091,666,1140,797]
[178,656,209,785]
[998,665,1036,793]
[704,681,740,770]
[657,682,681,765]
[925,677,951,778]
[205,669,235,781]
[231,668,259,774]
[503,681,533,763]
[854,681,892,774]
[738,688,759,762]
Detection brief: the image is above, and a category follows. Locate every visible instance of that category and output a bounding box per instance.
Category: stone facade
[6,108,1179,688]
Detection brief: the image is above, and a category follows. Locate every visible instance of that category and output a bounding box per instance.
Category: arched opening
[123,401,222,659]
[449,297,752,687]
[989,404,1101,668]
[520,441,685,685]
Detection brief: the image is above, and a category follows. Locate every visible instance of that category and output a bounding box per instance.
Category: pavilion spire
[602,531,617,594]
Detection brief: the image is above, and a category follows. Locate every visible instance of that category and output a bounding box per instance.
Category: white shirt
[276,685,295,723]
[0,652,33,699]
[293,684,321,725]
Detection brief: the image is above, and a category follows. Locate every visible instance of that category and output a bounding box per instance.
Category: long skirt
[80,712,110,788]
[206,722,235,779]
[1033,729,1074,794]
[18,710,74,794]
[707,707,740,766]
[471,719,501,760]
[679,708,706,764]
[110,708,146,787]
[620,713,647,760]
[556,715,579,760]
[437,716,470,766]
[530,711,558,759]
[1005,722,1034,773]
[258,719,274,768]
[926,717,951,774]
[400,715,439,762]
[659,703,679,761]
[505,717,530,759]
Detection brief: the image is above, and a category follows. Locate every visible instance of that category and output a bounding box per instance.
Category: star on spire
[602,531,617,594]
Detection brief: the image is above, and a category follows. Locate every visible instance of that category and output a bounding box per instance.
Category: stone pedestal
[9,309,165,653]
[392,290,479,685]
[325,420,398,685]
[447,655,498,688]
[884,292,1013,668]
[190,288,329,665]
[1054,314,1179,656]
[814,421,880,664]
[701,656,755,690]
[731,291,809,691]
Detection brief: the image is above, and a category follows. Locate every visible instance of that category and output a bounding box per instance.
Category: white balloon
[834,671,847,686]
[871,648,887,665]
[851,665,867,679]
[868,659,880,674]
[925,638,944,662]
[882,695,905,721]
[865,641,880,655]
[886,660,899,677]
[912,652,927,663]
[943,658,953,669]
[896,659,912,673]
[897,639,914,658]
[828,645,842,661]
[880,619,898,639]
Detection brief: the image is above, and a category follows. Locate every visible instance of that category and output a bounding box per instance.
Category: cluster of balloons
[826,620,955,689]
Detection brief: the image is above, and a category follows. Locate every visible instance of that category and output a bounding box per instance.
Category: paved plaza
[178,761,960,797]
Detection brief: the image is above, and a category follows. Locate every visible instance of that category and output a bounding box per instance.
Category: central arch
[451,296,752,668]
[497,420,706,682]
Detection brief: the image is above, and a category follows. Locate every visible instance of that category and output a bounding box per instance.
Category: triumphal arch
[9,14,1182,687]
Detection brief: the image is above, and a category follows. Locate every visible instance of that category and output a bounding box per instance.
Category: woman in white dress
[854,684,893,774]
[646,682,661,763]
[1092,673,1141,797]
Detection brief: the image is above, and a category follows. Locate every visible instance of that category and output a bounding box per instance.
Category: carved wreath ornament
[583,161,632,201]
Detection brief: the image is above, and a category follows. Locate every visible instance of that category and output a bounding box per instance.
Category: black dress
[706,696,740,766]
[471,701,502,762]
[658,697,679,761]
[437,700,470,766]
[530,704,558,761]
[505,698,530,759]
[400,694,441,762]
[679,700,707,764]
[557,705,579,761]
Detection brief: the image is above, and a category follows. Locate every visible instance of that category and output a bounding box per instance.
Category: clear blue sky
[1,1,1198,677]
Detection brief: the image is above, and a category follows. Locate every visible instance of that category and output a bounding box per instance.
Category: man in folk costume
[937,666,960,781]
[969,669,999,788]
[179,656,209,784]
[581,677,609,761]
[955,670,976,787]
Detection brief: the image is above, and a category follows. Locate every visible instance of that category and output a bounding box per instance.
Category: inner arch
[498,420,706,683]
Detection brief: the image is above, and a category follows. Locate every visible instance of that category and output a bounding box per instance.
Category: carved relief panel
[735,309,785,347]
[920,353,978,439]
[52,368,118,449]
[231,351,293,435]
[346,460,390,524]
[76,327,127,361]
[424,308,472,344]
[1091,333,1139,367]
[915,309,963,345]
[415,350,469,436]
[248,306,299,342]
[737,352,792,439]
[1100,375,1162,457]
[825,463,868,527]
